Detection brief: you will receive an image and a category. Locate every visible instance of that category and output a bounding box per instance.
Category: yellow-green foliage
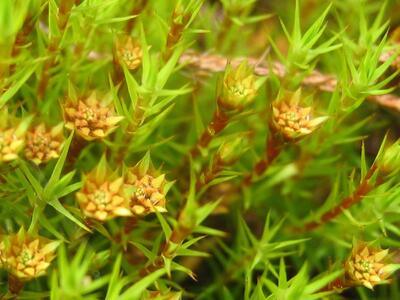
[0,0,400,299]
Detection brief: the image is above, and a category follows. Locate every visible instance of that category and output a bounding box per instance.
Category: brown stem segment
[9,15,34,75]
[65,135,87,171]
[163,11,190,62]
[191,107,230,158]
[123,217,137,235]
[37,0,77,99]
[320,278,351,292]
[125,0,148,33]
[196,156,224,192]
[115,98,145,164]
[8,274,24,295]
[303,165,379,231]
[244,133,282,185]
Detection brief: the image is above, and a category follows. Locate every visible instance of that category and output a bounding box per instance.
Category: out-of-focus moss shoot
[219,61,258,111]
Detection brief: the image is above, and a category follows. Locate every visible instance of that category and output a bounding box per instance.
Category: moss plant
[1,0,400,299]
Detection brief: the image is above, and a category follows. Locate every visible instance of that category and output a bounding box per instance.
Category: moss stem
[303,164,380,231]
[191,105,230,158]
[8,274,24,295]
[37,0,78,99]
[244,133,282,185]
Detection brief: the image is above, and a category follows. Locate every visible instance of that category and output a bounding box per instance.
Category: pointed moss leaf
[293,0,302,40]
[130,242,156,261]
[181,235,206,249]
[195,199,221,226]
[18,162,43,198]
[139,21,151,85]
[91,222,113,241]
[81,275,111,295]
[28,205,43,234]
[171,261,197,281]
[15,115,33,136]
[95,155,109,181]
[138,151,151,175]
[39,216,65,241]
[50,170,75,193]
[193,225,226,237]
[119,269,166,300]
[304,270,343,294]
[123,65,139,109]
[163,255,172,278]
[0,63,38,108]
[154,207,172,239]
[263,278,279,293]
[360,141,367,180]
[95,15,136,25]
[48,198,90,231]
[133,104,175,146]
[105,253,123,300]
[56,181,83,198]
[156,45,183,90]
[175,248,209,257]
[48,0,60,38]
[45,132,74,193]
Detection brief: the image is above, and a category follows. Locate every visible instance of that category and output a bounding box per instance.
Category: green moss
[0,0,399,299]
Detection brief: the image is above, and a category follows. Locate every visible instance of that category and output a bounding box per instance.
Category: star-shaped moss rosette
[218,61,259,111]
[0,109,32,163]
[271,89,328,140]
[115,35,142,70]
[0,228,60,280]
[76,156,132,221]
[125,153,173,216]
[344,242,396,290]
[63,91,124,141]
[24,123,64,165]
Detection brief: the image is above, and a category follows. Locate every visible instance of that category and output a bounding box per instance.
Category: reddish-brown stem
[196,156,224,192]
[304,165,379,231]
[8,274,24,295]
[163,12,189,61]
[111,54,124,84]
[125,0,148,33]
[37,0,77,99]
[37,38,60,99]
[244,133,282,185]
[65,136,87,171]
[9,16,34,75]
[123,217,137,235]
[191,107,230,158]
[167,223,193,248]
[114,98,145,164]
[320,278,350,292]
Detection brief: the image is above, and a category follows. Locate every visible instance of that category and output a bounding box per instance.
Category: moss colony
[1,0,400,299]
